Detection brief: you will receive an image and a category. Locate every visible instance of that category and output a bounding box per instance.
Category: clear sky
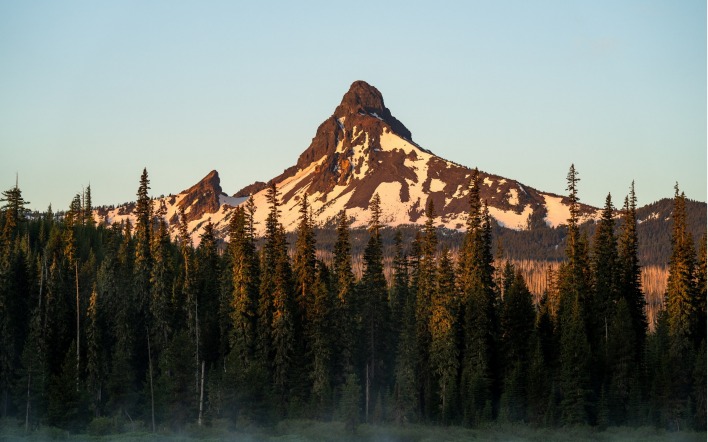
[1,0,705,212]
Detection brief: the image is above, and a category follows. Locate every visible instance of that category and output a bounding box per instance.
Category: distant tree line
[0,166,705,434]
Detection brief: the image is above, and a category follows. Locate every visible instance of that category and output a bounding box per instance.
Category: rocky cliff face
[176,170,222,223]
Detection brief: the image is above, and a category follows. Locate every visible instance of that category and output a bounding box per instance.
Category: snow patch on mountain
[489,205,533,230]
[430,178,445,192]
[507,188,519,206]
[543,194,570,228]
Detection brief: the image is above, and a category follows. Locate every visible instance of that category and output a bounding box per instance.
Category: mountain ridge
[94,81,699,248]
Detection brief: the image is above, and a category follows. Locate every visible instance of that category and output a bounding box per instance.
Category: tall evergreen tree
[150,201,173,349]
[1,180,30,241]
[617,182,647,357]
[666,184,697,357]
[293,195,317,403]
[664,184,699,427]
[227,206,259,365]
[359,193,391,422]
[592,193,619,350]
[294,194,316,316]
[391,229,417,424]
[429,248,458,422]
[416,199,438,419]
[499,268,535,422]
[132,168,153,384]
[557,165,592,425]
[309,260,335,415]
[458,169,497,424]
[83,185,94,227]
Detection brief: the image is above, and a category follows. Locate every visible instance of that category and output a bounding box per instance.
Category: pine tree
[458,169,497,424]
[557,165,592,425]
[150,201,173,349]
[258,183,280,365]
[294,195,316,317]
[86,285,108,417]
[257,183,297,413]
[227,206,259,366]
[606,298,636,426]
[429,248,458,423]
[309,260,335,415]
[617,182,647,357]
[666,185,697,357]
[359,193,391,423]
[83,185,94,227]
[132,168,153,387]
[195,221,221,364]
[332,210,356,380]
[664,184,699,428]
[391,229,417,424]
[293,195,317,404]
[416,199,438,418]
[390,230,408,344]
[592,193,618,351]
[0,182,31,416]
[0,180,30,241]
[499,268,535,422]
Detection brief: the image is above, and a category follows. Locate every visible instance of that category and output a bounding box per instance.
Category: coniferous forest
[0,166,705,437]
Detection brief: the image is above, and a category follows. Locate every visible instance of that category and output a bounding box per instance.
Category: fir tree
[83,185,94,227]
[0,179,30,241]
[332,210,355,380]
[416,199,438,418]
[359,193,391,422]
[429,248,458,423]
[458,169,497,424]
[499,269,535,422]
[664,184,699,428]
[293,195,317,403]
[392,229,417,424]
[617,182,647,357]
[557,165,592,425]
[227,206,259,366]
[150,201,173,349]
[309,260,334,415]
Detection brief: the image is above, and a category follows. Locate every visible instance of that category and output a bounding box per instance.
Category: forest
[0,165,705,437]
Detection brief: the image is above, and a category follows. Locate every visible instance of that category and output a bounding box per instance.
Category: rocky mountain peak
[335,80,386,117]
[177,170,223,222]
[333,80,412,141]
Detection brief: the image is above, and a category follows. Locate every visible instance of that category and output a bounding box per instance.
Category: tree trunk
[198,360,205,426]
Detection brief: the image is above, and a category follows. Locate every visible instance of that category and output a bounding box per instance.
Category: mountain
[95,81,695,247]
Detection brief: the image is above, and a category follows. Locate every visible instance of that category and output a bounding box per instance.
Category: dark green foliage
[499,269,534,423]
[358,193,392,422]
[340,371,361,433]
[429,248,458,423]
[0,169,704,435]
[391,231,417,424]
[458,169,497,425]
[617,183,647,360]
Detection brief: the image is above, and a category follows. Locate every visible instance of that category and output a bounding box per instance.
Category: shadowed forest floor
[1,418,706,441]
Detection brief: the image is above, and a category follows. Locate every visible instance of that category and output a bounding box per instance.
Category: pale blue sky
[1,0,705,212]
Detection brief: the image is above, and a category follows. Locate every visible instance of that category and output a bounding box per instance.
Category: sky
[1,0,705,212]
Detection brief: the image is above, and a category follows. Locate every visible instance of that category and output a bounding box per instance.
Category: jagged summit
[336,80,412,141]
[176,170,223,223]
[335,80,386,116]
[97,82,603,244]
